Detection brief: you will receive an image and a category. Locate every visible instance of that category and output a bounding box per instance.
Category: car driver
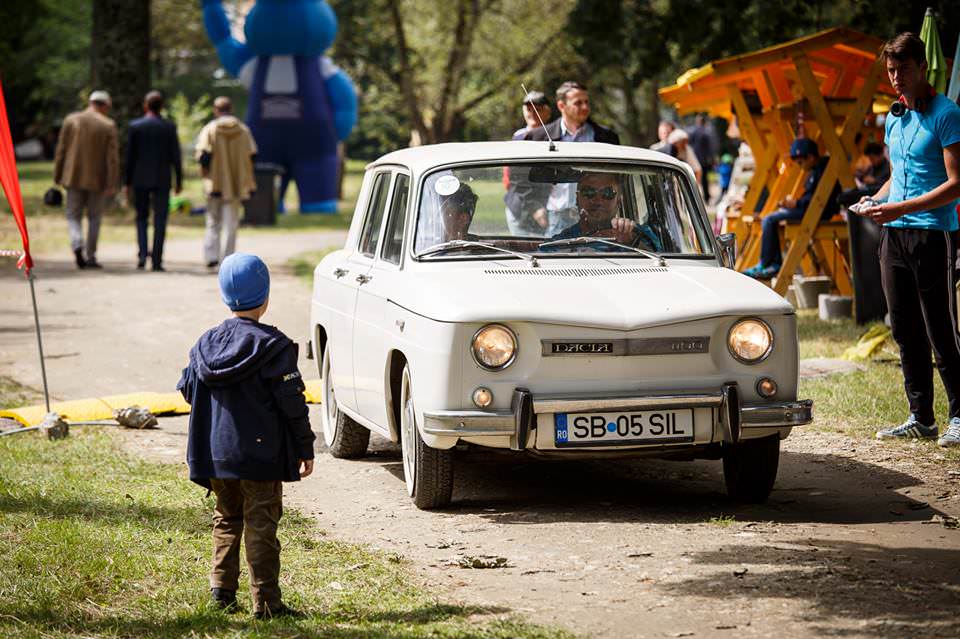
[550,172,660,250]
[440,183,479,242]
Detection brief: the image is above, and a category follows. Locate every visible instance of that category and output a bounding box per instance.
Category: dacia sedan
[308,141,812,509]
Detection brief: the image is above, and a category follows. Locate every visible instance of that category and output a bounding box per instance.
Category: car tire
[722,435,780,503]
[399,364,453,509]
[320,345,369,459]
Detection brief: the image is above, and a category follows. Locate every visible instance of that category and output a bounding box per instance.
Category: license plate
[554,409,694,447]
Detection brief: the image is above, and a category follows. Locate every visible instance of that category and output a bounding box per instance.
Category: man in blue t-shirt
[857,32,960,447]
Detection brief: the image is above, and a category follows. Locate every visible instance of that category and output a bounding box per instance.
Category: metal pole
[27,271,51,413]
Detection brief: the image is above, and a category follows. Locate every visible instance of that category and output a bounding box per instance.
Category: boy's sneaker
[938,417,960,447]
[211,587,239,612]
[876,415,938,440]
[254,602,305,620]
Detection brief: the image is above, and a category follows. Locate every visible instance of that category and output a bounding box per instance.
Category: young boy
[177,253,315,618]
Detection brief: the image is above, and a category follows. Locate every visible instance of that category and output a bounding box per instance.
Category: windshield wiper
[538,236,667,267]
[418,240,540,268]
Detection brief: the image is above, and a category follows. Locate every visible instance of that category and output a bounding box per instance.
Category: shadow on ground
[2,603,514,639]
[665,538,960,637]
[348,435,943,527]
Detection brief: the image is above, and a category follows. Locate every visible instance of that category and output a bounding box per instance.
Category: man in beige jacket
[54,90,119,269]
[195,97,257,267]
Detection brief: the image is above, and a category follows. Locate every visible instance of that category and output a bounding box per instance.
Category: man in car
[550,172,661,251]
[525,81,620,236]
[439,182,479,242]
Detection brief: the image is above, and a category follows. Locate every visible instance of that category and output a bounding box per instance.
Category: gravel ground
[3,232,958,638]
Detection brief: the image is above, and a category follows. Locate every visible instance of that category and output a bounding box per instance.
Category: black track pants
[880,226,960,424]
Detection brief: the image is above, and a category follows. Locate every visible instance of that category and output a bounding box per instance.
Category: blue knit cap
[790,138,818,159]
[218,253,270,311]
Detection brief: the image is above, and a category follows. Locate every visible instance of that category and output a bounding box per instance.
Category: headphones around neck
[890,85,936,117]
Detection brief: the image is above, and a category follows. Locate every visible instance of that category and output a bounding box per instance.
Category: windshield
[414,162,712,259]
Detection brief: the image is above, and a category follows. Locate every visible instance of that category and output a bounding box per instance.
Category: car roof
[366,141,689,173]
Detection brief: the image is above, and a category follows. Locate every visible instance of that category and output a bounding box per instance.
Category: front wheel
[722,435,780,503]
[320,345,369,459]
[399,364,453,509]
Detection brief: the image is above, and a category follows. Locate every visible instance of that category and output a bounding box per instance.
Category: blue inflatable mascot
[202,0,358,213]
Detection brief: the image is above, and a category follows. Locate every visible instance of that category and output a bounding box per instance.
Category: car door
[353,171,410,430]
[324,170,392,413]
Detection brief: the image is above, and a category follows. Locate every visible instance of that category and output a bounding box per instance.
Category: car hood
[391,260,793,330]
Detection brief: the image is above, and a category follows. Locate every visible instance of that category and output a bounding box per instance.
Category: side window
[359,172,390,257]
[381,175,410,265]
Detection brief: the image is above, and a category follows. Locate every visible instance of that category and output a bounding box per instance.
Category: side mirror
[716,233,736,269]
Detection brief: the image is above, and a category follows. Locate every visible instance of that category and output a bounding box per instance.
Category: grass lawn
[797,309,960,460]
[0,425,572,639]
[0,159,364,258]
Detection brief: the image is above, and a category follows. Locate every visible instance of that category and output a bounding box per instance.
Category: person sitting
[550,172,661,251]
[743,138,840,279]
[439,182,479,242]
[838,142,891,207]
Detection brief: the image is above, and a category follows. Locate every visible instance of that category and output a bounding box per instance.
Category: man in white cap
[54,90,119,269]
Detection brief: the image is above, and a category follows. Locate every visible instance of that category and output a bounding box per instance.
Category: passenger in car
[439,183,480,242]
[550,172,662,250]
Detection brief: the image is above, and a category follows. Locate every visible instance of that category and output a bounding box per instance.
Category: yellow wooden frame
[659,27,907,300]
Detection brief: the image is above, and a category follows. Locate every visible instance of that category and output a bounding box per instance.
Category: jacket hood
[214,115,246,137]
[190,317,290,386]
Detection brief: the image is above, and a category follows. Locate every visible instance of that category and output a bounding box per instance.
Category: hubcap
[321,349,338,445]
[400,367,416,497]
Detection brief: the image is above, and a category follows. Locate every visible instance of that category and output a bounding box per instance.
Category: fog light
[472,387,494,408]
[756,377,778,398]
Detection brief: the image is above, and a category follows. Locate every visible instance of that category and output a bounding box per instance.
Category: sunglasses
[580,186,618,200]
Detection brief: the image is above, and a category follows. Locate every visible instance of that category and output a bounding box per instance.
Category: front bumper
[422,383,812,450]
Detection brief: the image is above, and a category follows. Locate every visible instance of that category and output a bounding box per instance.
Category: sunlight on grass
[796,310,960,460]
[0,160,365,259]
[0,429,573,639]
[708,515,736,527]
[288,248,339,286]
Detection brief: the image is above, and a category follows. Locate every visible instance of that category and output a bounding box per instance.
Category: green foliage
[166,93,214,149]
[0,0,91,144]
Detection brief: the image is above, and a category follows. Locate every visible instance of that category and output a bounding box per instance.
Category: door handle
[356,274,372,284]
[333,267,348,279]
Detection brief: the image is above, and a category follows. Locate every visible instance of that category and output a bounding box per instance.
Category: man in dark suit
[523,81,619,234]
[124,90,182,271]
[524,81,620,145]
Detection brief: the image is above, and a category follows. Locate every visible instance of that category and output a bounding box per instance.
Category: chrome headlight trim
[471,323,518,371]
[727,317,774,364]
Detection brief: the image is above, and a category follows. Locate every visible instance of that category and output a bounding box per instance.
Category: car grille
[483,266,668,277]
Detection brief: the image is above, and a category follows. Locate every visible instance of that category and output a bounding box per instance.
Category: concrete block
[818,294,853,320]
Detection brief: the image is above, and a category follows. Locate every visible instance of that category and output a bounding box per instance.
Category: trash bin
[847,212,887,324]
[243,162,284,226]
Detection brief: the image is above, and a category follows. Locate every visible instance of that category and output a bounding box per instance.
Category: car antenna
[521,83,556,152]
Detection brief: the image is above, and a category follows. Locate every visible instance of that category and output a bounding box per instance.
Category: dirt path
[3,233,959,638]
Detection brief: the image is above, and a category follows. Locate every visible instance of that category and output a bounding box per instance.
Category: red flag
[0,77,32,274]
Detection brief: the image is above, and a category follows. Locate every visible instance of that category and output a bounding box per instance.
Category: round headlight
[728,319,773,363]
[471,324,517,370]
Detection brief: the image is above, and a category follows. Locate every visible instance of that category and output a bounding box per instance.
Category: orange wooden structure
[659,27,898,296]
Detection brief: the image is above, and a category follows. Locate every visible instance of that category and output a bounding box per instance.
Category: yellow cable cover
[0,379,325,427]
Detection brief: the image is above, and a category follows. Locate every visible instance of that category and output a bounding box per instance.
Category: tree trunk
[91,0,151,158]
[388,0,431,145]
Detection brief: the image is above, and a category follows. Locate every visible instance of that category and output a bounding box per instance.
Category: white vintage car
[308,141,812,509]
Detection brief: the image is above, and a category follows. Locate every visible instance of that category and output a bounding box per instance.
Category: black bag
[43,187,63,207]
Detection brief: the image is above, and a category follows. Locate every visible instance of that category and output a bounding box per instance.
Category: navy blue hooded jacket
[177,317,315,489]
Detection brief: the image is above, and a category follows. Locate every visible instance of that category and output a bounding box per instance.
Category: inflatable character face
[202,0,358,213]
[244,0,337,57]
